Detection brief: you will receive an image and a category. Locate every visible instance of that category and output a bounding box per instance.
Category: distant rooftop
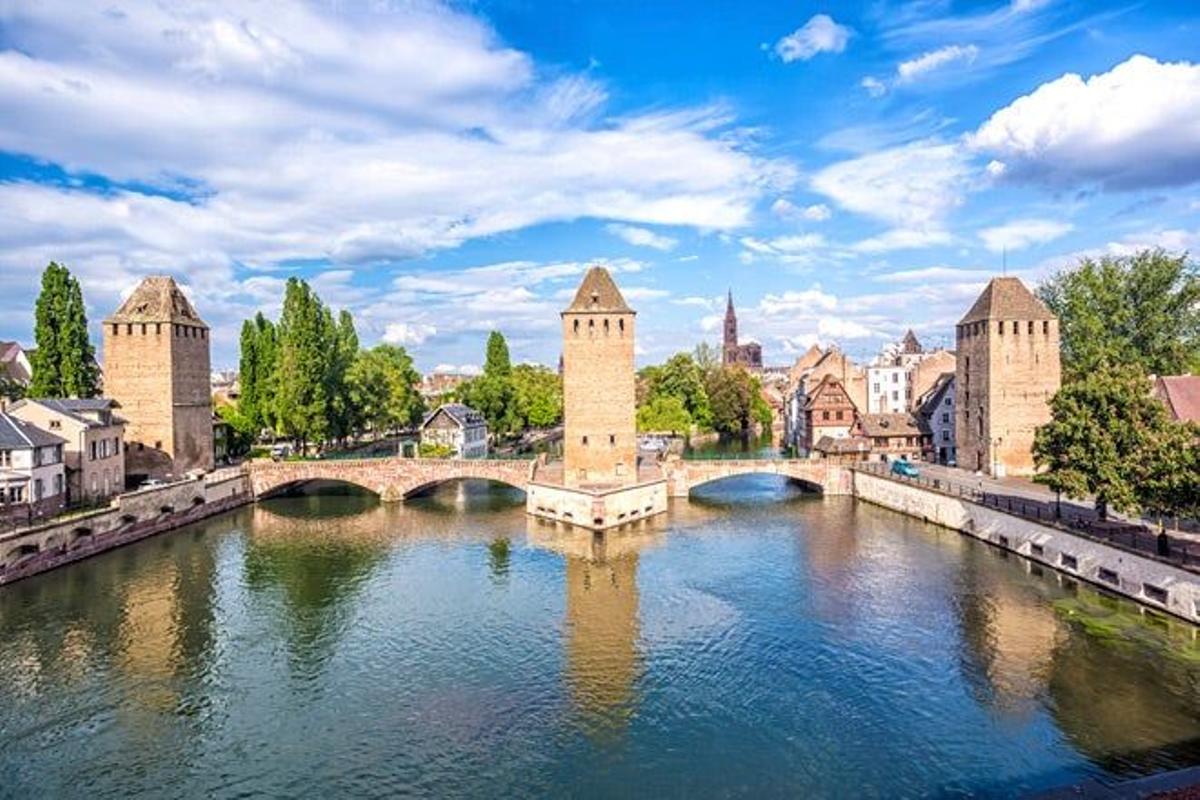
[960,277,1055,324]
[564,266,633,314]
[1155,375,1200,423]
[0,412,66,449]
[106,276,208,327]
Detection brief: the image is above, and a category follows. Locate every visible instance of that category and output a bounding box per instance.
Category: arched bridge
[247,458,538,501]
[246,456,852,503]
[664,459,852,497]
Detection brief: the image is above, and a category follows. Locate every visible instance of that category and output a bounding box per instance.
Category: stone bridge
[246,456,851,502]
[247,458,538,502]
[664,459,852,497]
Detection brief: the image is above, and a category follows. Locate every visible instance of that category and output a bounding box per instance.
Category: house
[420,403,488,458]
[853,412,931,462]
[802,375,857,454]
[1154,375,1200,424]
[0,341,32,386]
[420,371,470,401]
[812,434,872,464]
[783,345,868,453]
[865,330,956,414]
[917,373,956,465]
[7,398,126,503]
[0,412,67,527]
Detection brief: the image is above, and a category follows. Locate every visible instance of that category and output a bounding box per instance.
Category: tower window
[1043,320,1049,335]
[609,434,616,446]
[126,324,133,335]
[111,324,118,335]
[140,323,147,335]
[604,318,610,335]
[998,321,1004,335]
[618,319,625,334]
[155,323,161,335]
[1012,320,1019,334]
[582,436,589,446]
[1028,321,1034,335]
[573,319,579,335]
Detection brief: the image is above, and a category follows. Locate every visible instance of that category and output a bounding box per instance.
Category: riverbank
[0,472,251,586]
[852,468,1200,624]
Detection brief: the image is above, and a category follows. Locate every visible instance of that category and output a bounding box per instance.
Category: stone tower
[103,276,214,481]
[723,289,738,363]
[561,266,637,488]
[955,277,1060,477]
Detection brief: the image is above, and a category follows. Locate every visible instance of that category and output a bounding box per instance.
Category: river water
[0,477,1197,798]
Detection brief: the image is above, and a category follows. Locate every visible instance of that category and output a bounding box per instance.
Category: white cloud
[433,363,481,376]
[968,55,1200,190]
[876,266,995,284]
[897,44,980,84]
[978,219,1073,252]
[853,228,954,253]
[382,322,437,345]
[620,286,671,301]
[738,233,828,265]
[759,289,838,315]
[802,203,832,221]
[817,317,874,339]
[810,141,971,229]
[605,223,678,251]
[774,15,852,63]
[861,76,887,97]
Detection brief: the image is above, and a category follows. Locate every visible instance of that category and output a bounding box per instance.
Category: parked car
[138,478,166,489]
[890,460,920,479]
[270,443,292,461]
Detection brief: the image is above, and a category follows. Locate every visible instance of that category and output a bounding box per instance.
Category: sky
[0,0,1198,374]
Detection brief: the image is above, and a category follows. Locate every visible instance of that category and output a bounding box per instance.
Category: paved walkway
[856,461,1200,571]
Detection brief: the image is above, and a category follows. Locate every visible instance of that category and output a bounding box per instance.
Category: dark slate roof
[422,403,486,430]
[959,277,1055,324]
[0,412,66,449]
[916,372,955,416]
[106,276,208,327]
[1155,375,1200,423]
[856,412,929,438]
[12,398,124,429]
[564,266,633,314]
[899,329,923,354]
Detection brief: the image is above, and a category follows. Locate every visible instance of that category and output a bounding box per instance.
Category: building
[783,346,868,454]
[562,267,638,487]
[802,375,857,453]
[955,276,1061,476]
[722,291,763,371]
[0,341,32,387]
[865,330,956,415]
[917,373,956,465]
[8,398,126,503]
[0,412,66,526]
[812,434,872,464]
[1154,375,1200,423]
[420,371,469,401]
[853,412,931,462]
[420,403,489,459]
[102,276,214,482]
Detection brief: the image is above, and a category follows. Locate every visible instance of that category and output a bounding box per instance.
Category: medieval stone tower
[955,277,1060,477]
[103,276,214,481]
[561,266,637,488]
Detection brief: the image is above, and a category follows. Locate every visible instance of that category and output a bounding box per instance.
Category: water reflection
[0,480,1198,797]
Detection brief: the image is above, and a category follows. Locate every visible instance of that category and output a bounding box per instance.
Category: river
[0,477,1197,798]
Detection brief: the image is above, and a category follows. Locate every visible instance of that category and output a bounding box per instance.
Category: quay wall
[0,473,251,586]
[852,470,1200,624]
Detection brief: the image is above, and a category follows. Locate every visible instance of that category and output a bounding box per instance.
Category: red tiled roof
[1156,375,1200,423]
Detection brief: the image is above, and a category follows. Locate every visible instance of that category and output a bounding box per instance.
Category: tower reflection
[528,521,662,738]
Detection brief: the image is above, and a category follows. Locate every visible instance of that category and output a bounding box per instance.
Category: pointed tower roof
[106,276,207,327]
[564,266,633,314]
[959,276,1054,324]
[900,329,922,354]
[726,289,734,312]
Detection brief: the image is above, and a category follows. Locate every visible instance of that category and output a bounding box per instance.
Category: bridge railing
[679,451,786,461]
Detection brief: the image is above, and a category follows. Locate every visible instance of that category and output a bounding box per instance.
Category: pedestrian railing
[851,462,1200,572]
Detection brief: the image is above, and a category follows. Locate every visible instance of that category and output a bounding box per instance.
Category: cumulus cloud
[818,317,874,339]
[382,322,437,345]
[433,363,481,376]
[860,76,887,97]
[978,219,1073,252]
[852,228,954,253]
[0,0,792,350]
[773,15,852,63]
[897,44,980,84]
[605,223,678,251]
[968,55,1200,190]
[759,289,838,315]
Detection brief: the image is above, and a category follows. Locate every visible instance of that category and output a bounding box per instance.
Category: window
[873,383,879,393]
[609,434,616,446]
[49,420,61,430]
[0,450,9,467]
[90,441,98,460]
[582,436,589,446]
[140,323,147,334]
[573,319,579,335]
[944,397,951,406]
[1028,321,1034,335]
[126,323,133,335]
[54,474,63,495]
[618,318,625,334]
[835,410,844,421]
[114,437,120,454]
[942,412,949,423]
[34,478,44,501]
[892,373,898,383]
[101,439,109,459]
[891,391,898,401]
[111,323,119,336]
[998,320,1004,334]
[941,430,949,441]
[1043,320,1050,335]
[1012,320,1019,334]
[822,410,830,421]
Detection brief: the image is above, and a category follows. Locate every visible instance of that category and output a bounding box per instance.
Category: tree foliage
[274,278,331,451]
[346,344,425,437]
[637,395,691,433]
[705,366,756,436]
[1033,366,1179,519]
[29,262,99,398]
[511,364,562,429]
[453,331,561,438]
[1038,248,1200,378]
[215,403,256,458]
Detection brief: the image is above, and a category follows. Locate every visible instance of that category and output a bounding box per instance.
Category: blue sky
[0,0,1198,373]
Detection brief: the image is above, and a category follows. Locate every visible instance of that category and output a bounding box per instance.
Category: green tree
[238,319,262,431]
[1033,366,1172,519]
[326,309,360,445]
[464,331,518,436]
[705,366,754,436]
[216,403,256,458]
[1134,420,1200,530]
[274,278,331,452]
[29,262,99,398]
[0,377,24,402]
[654,353,712,428]
[511,364,562,429]
[1038,249,1200,378]
[346,344,425,437]
[637,395,692,433]
[484,330,512,379]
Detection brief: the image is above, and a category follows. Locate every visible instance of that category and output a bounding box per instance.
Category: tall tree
[274,278,330,452]
[347,344,424,437]
[29,262,99,398]
[1033,366,1172,519]
[467,330,517,436]
[1134,420,1200,530]
[326,309,360,445]
[653,353,711,429]
[254,313,278,433]
[484,330,512,379]
[238,319,261,430]
[705,366,754,436]
[511,364,562,429]
[1038,249,1200,378]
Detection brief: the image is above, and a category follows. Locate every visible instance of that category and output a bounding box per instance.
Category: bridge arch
[401,474,528,500]
[256,476,386,500]
[685,470,825,495]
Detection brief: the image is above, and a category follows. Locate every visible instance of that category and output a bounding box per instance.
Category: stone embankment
[0,472,250,586]
[852,469,1200,624]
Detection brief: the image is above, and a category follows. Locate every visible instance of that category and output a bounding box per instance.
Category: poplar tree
[29,262,99,398]
[275,278,330,452]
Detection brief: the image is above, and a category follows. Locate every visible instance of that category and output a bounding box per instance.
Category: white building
[917,373,956,465]
[0,412,67,525]
[420,404,489,459]
[867,363,913,414]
